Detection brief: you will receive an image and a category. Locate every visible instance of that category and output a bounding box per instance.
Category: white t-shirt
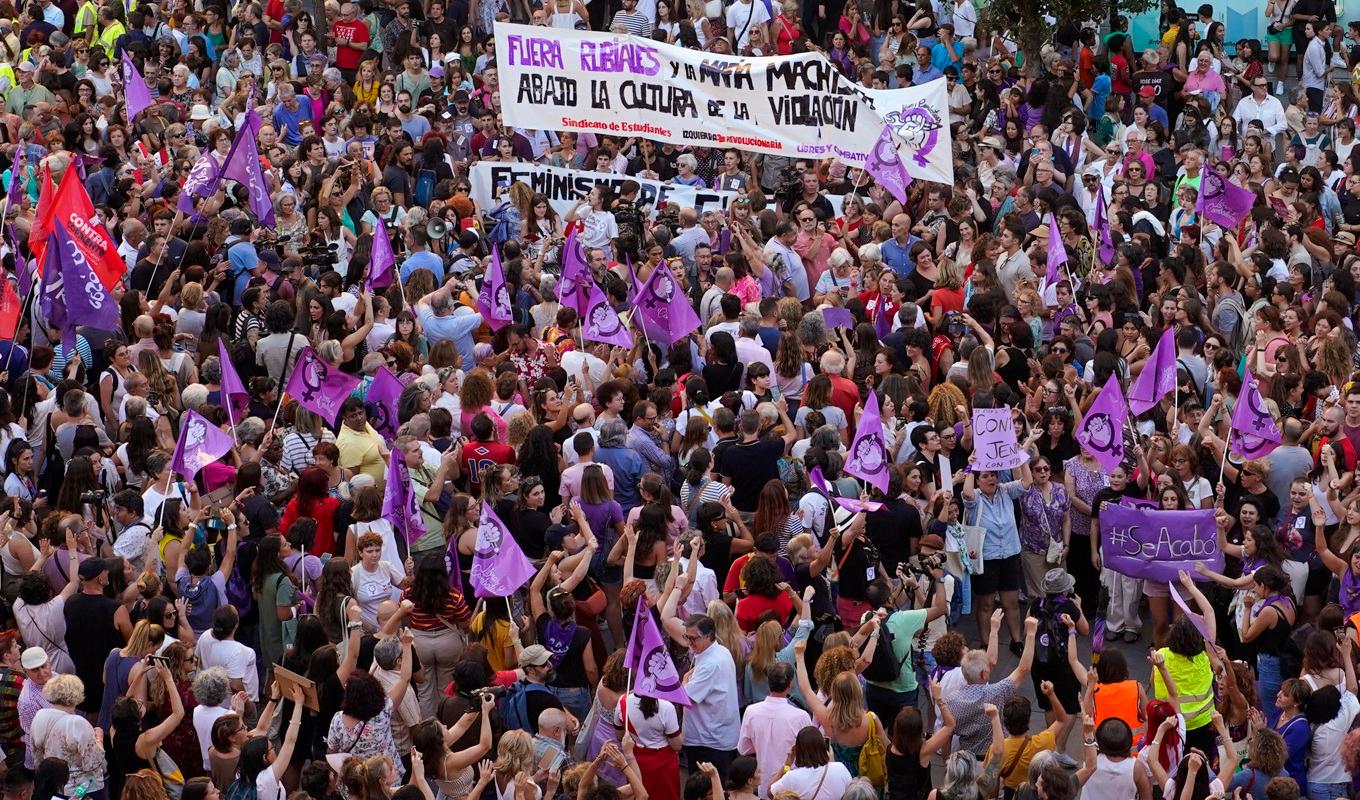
[618,693,680,747]
[257,761,286,800]
[577,209,619,250]
[193,705,233,770]
[725,0,770,50]
[1309,690,1360,783]
[674,402,724,449]
[352,561,404,628]
[196,631,260,700]
[771,763,853,800]
[350,521,405,580]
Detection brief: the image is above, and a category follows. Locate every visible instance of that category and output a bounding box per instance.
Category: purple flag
[1127,327,1177,415]
[469,501,536,598]
[12,225,32,298]
[121,52,153,124]
[1196,168,1256,231]
[873,291,891,338]
[217,338,249,426]
[476,247,513,331]
[582,281,634,349]
[624,596,692,706]
[636,262,701,347]
[1074,379,1129,472]
[1045,212,1066,284]
[1230,368,1282,460]
[284,346,361,424]
[40,220,119,355]
[364,366,403,440]
[1095,186,1115,266]
[556,228,592,316]
[6,147,23,210]
[1119,496,1160,510]
[1169,582,1213,639]
[863,124,912,205]
[170,409,235,480]
[383,449,428,546]
[366,217,396,291]
[808,467,885,512]
[845,389,890,494]
[626,256,644,304]
[221,109,275,228]
[177,151,222,215]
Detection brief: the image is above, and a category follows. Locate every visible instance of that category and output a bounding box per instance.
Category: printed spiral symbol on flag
[495,285,511,315]
[654,272,675,303]
[302,355,326,398]
[868,132,903,175]
[475,517,506,558]
[854,434,886,474]
[366,401,392,434]
[884,104,942,167]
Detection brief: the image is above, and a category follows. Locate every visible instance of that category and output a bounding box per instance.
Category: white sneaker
[1267,62,1276,74]
[1277,80,1286,94]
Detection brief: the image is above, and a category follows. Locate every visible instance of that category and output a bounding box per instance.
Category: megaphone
[427,218,448,241]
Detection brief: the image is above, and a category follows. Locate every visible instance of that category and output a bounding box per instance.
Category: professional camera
[298,242,338,269]
[80,489,108,504]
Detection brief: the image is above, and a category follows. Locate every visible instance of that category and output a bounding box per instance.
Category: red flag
[0,278,19,340]
[28,165,53,255]
[41,165,125,290]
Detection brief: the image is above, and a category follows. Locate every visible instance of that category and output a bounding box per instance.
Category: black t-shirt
[1292,0,1334,43]
[1341,191,1360,226]
[866,498,922,575]
[512,508,551,560]
[64,592,123,713]
[794,561,833,618]
[1089,486,1144,536]
[536,614,592,689]
[524,681,563,735]
[834,532,880,603]
[1131,68,1168,105]
[714,437,784,512]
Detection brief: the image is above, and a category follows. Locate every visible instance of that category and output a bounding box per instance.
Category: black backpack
[1031,597,1071,666]
[861,615,912,684]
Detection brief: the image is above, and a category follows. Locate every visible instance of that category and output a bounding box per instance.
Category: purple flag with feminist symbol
[383,448,428,546]
[178,151,222,215]
[1197,167,1256,230]
[1128,327,1177,415]
[284,346,362,424]
[366,217,397,291]
[1046,212,1067,284]
[556,228,592,316]
[845,389,890,494]
[624,596,692,706]
[582,281,634,349]
[863,124,913,205]
[636,262,701,346]
[476,247,513,331]
[469,501,536,598]
[121,52,153,124]
[218,338,250,426]
[364,366,404,440]
[171,409,235,480]
[221,108,275,228]
[40,221,119,355]
[1075,379,1129,472]
[1230,368,1282,460]
[1095,186,1115,266]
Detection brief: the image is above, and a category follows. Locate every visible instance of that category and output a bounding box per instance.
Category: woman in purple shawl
[1314,500,1360,620]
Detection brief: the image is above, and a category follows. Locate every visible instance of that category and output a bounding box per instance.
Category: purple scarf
[543,618,576,667]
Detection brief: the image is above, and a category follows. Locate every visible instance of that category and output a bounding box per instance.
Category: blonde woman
[32,675,106,799]
[794,644,890,784]
[491,730,545,800]
[274,192,308,253]
[684,0,714,48]
[926,257,966,328]
[101,621,166,731]
[745,591,814,704]
[705,600,747,694]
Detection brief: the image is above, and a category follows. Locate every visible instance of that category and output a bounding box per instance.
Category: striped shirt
[611,10,651,35]
[48,336,94,385]
[281,429,336,475]
[401,588,473,632]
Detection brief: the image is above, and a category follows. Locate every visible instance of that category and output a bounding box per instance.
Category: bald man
[672,207,709,271]
[128,315,159,368]
[533,708,570,773]
[700,266,733,329]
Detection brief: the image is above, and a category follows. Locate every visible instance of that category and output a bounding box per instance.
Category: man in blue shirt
[399,228,445,283]
[416,282,483,367]
[395,90,431,142]
[880,213,920,277]
[912,45,943,85]
[224,218,260,305]
[931,24,964,73]
[271,85,313,145]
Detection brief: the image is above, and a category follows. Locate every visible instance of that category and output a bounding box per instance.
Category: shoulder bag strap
[1001,735,1032,779]
[684,479,709,516]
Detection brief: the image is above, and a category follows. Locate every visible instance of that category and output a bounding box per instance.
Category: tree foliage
[978,0,1159,76]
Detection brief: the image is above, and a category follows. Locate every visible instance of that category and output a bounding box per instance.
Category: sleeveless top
[886,748,932,800]
[1078,754,1137,800]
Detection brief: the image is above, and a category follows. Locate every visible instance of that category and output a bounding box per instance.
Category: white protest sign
[470,161,844,219]
[970,407,1029,471]
[494,23,955,185]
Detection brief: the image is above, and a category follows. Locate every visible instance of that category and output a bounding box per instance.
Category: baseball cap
[518,645,552,668]
[20,647,47,670]
[1138,85,1156,98]
[78,558,108,580]
[453,89,470,103]
[16,62,35,73]
[429,63,444,78]
[308,53,328,66]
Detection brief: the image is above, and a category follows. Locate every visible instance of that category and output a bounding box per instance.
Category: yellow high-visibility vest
[1152,648,1215,730]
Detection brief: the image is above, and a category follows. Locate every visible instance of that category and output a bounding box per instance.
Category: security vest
[1152,648,1214,730]
[72,1,98,36]
[1093,679,1146,749]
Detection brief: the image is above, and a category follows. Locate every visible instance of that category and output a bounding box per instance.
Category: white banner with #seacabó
[470,161,843,220]
[493,22,955,185]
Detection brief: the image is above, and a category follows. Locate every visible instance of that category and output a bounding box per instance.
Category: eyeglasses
[1204,343,1218,350]
[1033,466,1051,473]
[800,216,815,222]
[1051,347,1069,354]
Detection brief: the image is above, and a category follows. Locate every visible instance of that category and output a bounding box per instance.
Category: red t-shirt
[266,0,285,43]
[332,19,369,70]
[463,442,516,494]
[735,593,795,633]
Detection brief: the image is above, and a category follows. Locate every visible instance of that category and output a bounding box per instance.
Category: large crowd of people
[0,2,1357,800]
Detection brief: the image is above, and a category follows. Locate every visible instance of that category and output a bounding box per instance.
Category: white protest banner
[494,23,955,185]
[470,161,844,220]
[970,407,1029,471]
[471,162,736,218]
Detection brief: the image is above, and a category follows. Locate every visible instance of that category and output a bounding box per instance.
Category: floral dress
[1062,456,1108,541]
[1018,484,1070,555]
[326,701,404,782]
